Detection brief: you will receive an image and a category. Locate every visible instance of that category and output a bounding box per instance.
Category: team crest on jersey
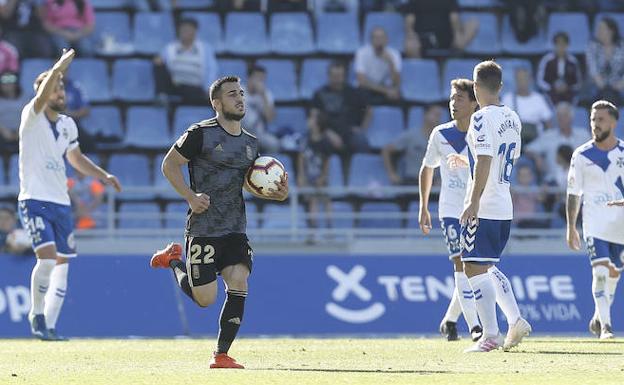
[246,145,254,160]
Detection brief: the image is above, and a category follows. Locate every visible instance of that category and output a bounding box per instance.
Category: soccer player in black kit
[149,76,289,369]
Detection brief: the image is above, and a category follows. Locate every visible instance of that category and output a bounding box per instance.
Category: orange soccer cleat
[209,352,245,369]
[150,243,182,268]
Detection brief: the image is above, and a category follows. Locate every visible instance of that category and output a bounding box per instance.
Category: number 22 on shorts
[189,244,215,264]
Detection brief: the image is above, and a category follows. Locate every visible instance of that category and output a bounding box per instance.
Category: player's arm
[66,147,121,192]
[565,151,583,250]
[460,155,492,225]
[33,49,75,114]
[418,165,434,235]
[162,145,210,214]
[381,143,401,184]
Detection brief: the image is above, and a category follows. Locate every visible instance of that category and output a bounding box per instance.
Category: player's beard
[593,126,611,143]
[224,110,245,122]
[48,100,66,113]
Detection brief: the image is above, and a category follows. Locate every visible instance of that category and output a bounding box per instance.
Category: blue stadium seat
[458,0,502,6]
[68,59,111,102]
[367,107,404,150]
[348,154,391,196]
[245,202,258,229]
[574,107,589,129]
[501,15,547,55]
[496,58,532,94]
[91,0,126,9]
[328,155,344,190]
[300,59,330,100]
[407,107,424,130]
[314,0,359,14]
[217,59,248,84]
[330,202,355,229]
[225,13,270,55]
[443,59,480,90]
[81,106,123,140]
[182,12,224,53]
[256,59,298,101]
[547,13,590,54]
[164,201,188,229]
[268,107,307,138]
[401,59,441,102]
[94,12,132,55]
[0,157,5,185]
[363,12,404,51]
[261,204,306,229]
[462,12,501,54]
[133,12,175,55]
[270,13,315,55]
[316,13,360,54]
[125,107,170,149]
[108,154,152,198]
[20,59,52,97]
[594,13,624,38]
[118,202,162,229]
[176,0,214,9]
[407,201,440,229]
[8,155,18,187]
[173,106,212,139]
[112,59,155,102]
[358,202,402,229]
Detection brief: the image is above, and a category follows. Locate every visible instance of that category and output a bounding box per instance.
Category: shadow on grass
[250,368,450,374]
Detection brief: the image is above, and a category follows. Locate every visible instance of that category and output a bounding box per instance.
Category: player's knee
[452,257,463,272]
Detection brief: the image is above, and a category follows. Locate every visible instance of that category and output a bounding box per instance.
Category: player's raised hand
[566,226,581,251]
[607,199,624,206]
[188,193,211,214]
[266,172,289,201]
[103,174,122,192]
[52,48,76,73]
[419,207,432,235]
[447,154,469,170]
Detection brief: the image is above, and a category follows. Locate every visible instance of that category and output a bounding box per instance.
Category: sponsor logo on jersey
[477,135,486,142]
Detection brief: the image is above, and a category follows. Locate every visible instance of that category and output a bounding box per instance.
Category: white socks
[455,271,480,329]
[30,259,56,315]
[607,275,619,306]
[469,273,499,338]
[592,265,611,326]
[44,264,69,330]
[443,288,462,323]
[488,266,521,326]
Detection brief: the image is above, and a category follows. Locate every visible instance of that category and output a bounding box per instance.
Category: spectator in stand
[586,16,624,105]
[382,104,442,186]
[309,60,371,158]
[0,25,19,75]
[268,0,307,12]
[297,136,331,241]
[218,0,261,11]
[537,32,582,105]
[40,0,96,57]
[401,0,478,58]
[154,17,217,105]
[502,0,546,43]
[502,66,553,145]
[525,102,588,181]
[68,171,105,230]
[355,27,401,104]
[512,163,548,228]
[0,206,31,255]
[316,0,358,12]
[0,71,22,152]
[0,0,53,58]
[242,65,279,154]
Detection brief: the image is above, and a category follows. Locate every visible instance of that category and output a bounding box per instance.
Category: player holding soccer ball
[149,76,288,369]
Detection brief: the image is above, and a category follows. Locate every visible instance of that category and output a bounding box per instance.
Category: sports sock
[592,265,611,326]
[443,288,462,323]
[30,259,56,315]
[455,271,480,329]
[217,290,247,354]
[607,275,620,306]
[169,260,193,300]
[468,273,499,338]
[44,263,68,329]
[488,266,521,326]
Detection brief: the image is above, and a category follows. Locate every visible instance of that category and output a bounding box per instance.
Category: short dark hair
[33,70,64,92]
[209,76,240,102]
[553,31,569,45]
[178,17,198,30]
[592,100,619,120]
[600,17,621,44]
[474,60,502,93]
[450,78,476,102]
[328,60,346,72]
[556,144,574,163]
[247,64,266,77]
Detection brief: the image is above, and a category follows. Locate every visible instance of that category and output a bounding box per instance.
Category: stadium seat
[407,107,424,130]
[133,12,175,55]
[329,202,355,229]
[407,201,440,229]
[173,106,212,139]
[462,12,501,55]
[91,0,126,9]
[501,15,547,55]
[363,12,404,51]
[164,201,189,229]
[182,12,224,53]
[347,154,392,197]
[68,59,111,102]
[573,107,589,129]
[94,12,133,55]
[125,107,170,149]
[594,13,624,38]
[112,59,155,102]
[268,107,307,138]
[118,202,162,229]
[217,59,248,84]
[256,59,298,101]
[328,155,345,191]
[547,13,590,54]
[261,204,306,230]
[443,59,480,90]
[300,59,330,100]
[270,13,315,55]
[176,0,214,9]
[8,155,18,187]
[358,202,402,229]
[0,157,5,185]
[225,13,270,55]
[108,154,152,198]
[314,0,358,14]
[81,106,124,140]
[20,59,52,97]
[495,58,533,94]
[458,0,502,7]
[316,13,360,54]
[401,59,441,102]
[367,106,404,150]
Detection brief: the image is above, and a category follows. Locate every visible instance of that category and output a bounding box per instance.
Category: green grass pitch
[1,337,623,384]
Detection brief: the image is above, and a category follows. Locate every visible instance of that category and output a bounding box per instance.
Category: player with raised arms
[566,100,624,339]
[149,76,289,368]
[459,60,531,352]
[419,78,482,342]
[18,49,122,340]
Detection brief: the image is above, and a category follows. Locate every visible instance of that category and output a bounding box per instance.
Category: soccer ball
[245,156,286,196]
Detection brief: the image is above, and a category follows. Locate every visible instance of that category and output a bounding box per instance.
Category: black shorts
[184,233,253,287]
